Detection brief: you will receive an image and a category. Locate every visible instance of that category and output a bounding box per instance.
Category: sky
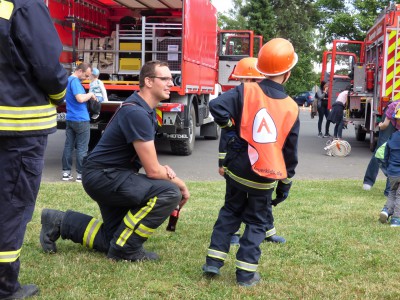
[211,0,234,13]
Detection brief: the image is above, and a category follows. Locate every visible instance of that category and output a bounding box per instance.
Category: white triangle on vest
[252,108,277,143]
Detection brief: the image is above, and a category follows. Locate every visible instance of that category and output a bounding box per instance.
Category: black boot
[107,246,159,262]
[2,284,39,299]
[39,209,65,253]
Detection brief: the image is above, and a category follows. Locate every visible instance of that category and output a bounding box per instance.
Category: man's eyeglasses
[150,76,173,83]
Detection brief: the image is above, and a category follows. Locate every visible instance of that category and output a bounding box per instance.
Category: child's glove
[271,181,292,206]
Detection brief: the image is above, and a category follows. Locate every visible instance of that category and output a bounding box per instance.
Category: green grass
[20,179,400,299]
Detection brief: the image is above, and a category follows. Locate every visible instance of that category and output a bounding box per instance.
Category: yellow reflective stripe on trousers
[265,227,276,238]
[82,218,103,249]
[236,260,258,272]
[224,168,276,190]
[207,248,228,261]
[49,89,66,101]
[116,197,158,246]
[0,104,57,131]
[0,249,21,263]
[280,178,292,184]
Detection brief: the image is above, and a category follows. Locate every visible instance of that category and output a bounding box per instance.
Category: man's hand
[178,184,190,208]
[164,165,176,179]
[218,167,225,176]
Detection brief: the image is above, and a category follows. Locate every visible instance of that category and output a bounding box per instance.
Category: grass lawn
[20,179,400,299]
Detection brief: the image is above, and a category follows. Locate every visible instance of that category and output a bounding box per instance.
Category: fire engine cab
[321,2,400,150]
[48,0,262,155]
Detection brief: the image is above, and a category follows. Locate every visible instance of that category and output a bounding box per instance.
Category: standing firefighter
[202,38,300,287]
[0,0,68,298]
[221,57,286,246]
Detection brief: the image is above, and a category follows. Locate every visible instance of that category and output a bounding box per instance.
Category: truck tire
[355,125,366,141]
[170,105,195,156]
[203,122,220,140]
[89,130,102,151]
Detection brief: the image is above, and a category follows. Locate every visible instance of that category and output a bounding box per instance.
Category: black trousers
[0,136,47,298]
[60,167,181,256]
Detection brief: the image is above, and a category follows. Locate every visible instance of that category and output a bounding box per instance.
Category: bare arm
[133,140,190,207]
[76,92,96,103]
[378,117,391,130]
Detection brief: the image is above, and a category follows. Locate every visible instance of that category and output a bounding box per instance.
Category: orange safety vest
[240,82,298,180]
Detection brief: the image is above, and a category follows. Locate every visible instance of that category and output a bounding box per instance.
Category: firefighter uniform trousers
[60,167,181,256]
[206,177,274,282]
[0,136,48,298]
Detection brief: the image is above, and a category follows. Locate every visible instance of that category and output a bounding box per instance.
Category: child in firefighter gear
[220,57,286,246]
[0,0,68,298]
[40,61,190,263]
[379,111,400,226]
[203,38,300,287]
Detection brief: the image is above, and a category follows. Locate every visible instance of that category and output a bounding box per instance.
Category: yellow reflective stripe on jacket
[280,178,292,184]
[207,248,228,261]
[220,119,233,129]
[82,218,103,249]
[224,168,276,190]
[219,152,226,160]
[117,197,158,246]
[0,249,21,263]
[49,89,66,101]
[0,104,57,131]
[235,260,258,272]
[265,227,276,238]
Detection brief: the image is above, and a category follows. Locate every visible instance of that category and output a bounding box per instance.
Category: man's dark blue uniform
[0,0,68,298]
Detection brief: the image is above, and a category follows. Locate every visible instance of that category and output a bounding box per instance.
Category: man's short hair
[139,60,169,88]
[75,62,92,72]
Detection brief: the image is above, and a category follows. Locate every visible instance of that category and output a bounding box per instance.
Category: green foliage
[20,180,400,299]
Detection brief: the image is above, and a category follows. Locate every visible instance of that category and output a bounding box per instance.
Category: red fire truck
[320,3,400,150]
[49,0,262,155]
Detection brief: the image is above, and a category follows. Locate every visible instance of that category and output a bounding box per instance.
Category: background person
[61,62,96,183]
[40,61,190,263]
[202,38,300,287]
[315,81,331,138]
[327,86,350,139]
[89,67,108,120]
[224,57,286,246]
[0,0,68,298]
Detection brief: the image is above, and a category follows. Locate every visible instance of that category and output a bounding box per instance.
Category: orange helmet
[232,57,265,79]
[256,38,298,76]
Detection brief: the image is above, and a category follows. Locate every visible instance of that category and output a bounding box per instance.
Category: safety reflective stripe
[220,119,233,129]
[0,104,57,131]
[219,152,226,160]
[0,249,21,263]
[116,197,158,246]
[135,223,155,238]
[48,89,66,101]
[235,260,258,272]
[265,227,276,238]
[82,218,103,249]
[280,178,292,184]
[224,168,276,190]
[207,248,228,261]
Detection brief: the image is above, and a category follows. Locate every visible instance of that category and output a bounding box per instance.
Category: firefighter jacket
[212,79,300,194]
[0,0,68,137]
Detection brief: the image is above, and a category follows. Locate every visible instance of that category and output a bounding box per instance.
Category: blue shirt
[66,76,90,121]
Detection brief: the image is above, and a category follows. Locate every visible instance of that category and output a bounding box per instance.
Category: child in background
[89,68,108,119]
[379,107,400,226]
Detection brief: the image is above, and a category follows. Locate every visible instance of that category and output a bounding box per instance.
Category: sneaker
[379,207,389,224]
[237,272,261,287]
[230,234,240,246]
[91,113,100,120]
[318,132,323,138]
[202,264,220,277]
[2,284,39,299]
[390,217,400,227]
[40,209,65,253]
[62,172,73,181]
[323,133,331,138]
[76,174,82,183]
[265,234,286,244]
[363,183,372,191]
[107,246,159,262]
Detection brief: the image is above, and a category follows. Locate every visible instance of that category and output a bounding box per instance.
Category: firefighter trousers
[0,136,47,298]
[206,178,273,282]
[60,167,181,258]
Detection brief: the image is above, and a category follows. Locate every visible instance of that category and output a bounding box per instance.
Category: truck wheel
[89,130,102,151]
[170,106,195,156]
[355,125,366,141]
[203,122,220,140]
